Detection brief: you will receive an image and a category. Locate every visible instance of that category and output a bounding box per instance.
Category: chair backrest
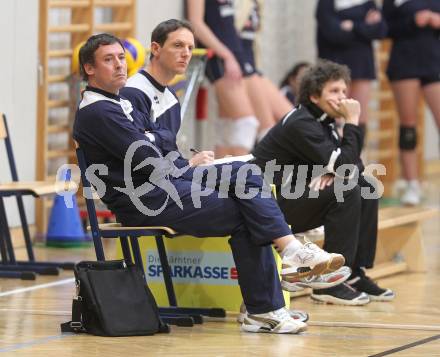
[0,113,7,140]
[75,145,105,259]
[1,114,20,181]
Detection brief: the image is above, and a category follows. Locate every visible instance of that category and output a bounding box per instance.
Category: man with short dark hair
[121,19,194,161]
[253,60,395,305]
[73,30,347,334]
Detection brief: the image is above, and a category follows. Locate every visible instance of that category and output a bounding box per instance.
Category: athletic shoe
[347,270,395,302]
[400,180,421,206]
[283,282,305,293]
[237,302,309,324]
[304,225,325,237]
[393,179,408,197]
[281,266,351,291]
[281,240,345,283]
[311,283,370,306]
[241,307,307,334]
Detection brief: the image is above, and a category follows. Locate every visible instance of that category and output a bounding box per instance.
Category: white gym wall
[0,0,39,227]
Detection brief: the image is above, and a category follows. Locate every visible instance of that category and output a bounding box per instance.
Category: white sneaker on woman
[400,180,422,206]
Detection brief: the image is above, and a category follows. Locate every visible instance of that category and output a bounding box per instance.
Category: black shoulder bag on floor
[61,260,169,336]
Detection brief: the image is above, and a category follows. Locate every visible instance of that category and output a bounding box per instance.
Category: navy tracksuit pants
[118,161,292,314]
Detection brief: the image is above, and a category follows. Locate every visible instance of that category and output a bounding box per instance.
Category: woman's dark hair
[79,33,124,81]
[280,62,310,87]
[297,60,351,106]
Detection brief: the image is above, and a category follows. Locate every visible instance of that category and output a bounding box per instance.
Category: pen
[190,148,200,154]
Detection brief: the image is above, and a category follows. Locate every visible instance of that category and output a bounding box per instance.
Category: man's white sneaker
[400,180,422,206]
[241,307,307,334]
[284,283,305,293]
[237,303,309,324]
[304,226,325,237]
[281,241,345,282]
[281,266,351,291]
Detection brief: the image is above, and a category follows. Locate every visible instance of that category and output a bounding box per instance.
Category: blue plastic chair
[0,113,74,280]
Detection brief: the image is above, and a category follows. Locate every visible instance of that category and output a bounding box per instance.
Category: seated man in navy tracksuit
[73,27,348,334]
[253,60,395,305]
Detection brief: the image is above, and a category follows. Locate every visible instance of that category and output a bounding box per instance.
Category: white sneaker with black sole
[237,302,309,324]
[281,266,352,292]
[310,283,370,306]
[241,307,308,334]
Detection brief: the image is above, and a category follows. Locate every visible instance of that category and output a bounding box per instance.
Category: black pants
[277,176,378,269]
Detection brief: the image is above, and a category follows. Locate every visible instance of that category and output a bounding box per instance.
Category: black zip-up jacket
[252,103,363,187]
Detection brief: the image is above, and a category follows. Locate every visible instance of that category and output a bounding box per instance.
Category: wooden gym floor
[1,175,439,356]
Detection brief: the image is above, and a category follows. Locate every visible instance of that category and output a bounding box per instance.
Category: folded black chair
[75,145,226,327]
[0,113,74,280]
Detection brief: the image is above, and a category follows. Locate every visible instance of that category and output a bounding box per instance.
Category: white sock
[280,238,303,258]
[407,180,420,188]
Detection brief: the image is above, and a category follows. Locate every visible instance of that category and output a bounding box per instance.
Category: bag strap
[60,297,86,333]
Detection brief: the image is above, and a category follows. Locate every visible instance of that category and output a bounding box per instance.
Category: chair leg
[160,315,195,327]
[0,219,9,262]
[13,260,74,270]
[0,198,16,263]
[0,220,59,275]
[0,202,39,280]
[159,311,203,324]
[154,235,226,319]
[159,306,226,318]
[16,194,35,261]
[0,270,36,280]
[91,232,105,261]
[155,235,177,307]
[15,196,66,271]
[120,237,132,263]
[129,236,145,274]
[0,264,59,275]
[0,197,64,276]
[125,236,201,327]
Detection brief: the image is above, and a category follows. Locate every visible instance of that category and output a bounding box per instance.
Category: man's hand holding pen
[189,148,215,167]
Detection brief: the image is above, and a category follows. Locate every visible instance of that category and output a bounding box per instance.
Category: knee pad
[214,116,259,150]
[399,126,417,150]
